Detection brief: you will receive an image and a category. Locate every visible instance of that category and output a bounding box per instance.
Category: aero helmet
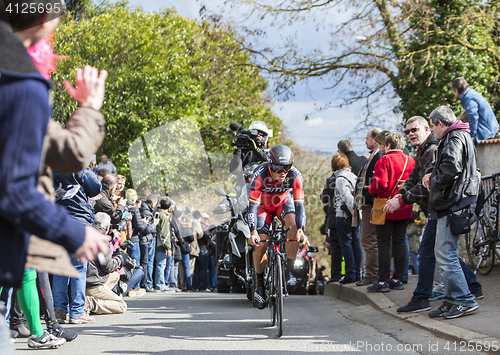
[268,144,293,173]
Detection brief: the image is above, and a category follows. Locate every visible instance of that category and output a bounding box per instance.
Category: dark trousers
[36,272,55,322]
[208,254,216,288]
[336,217,362,280]
[412,218,482,301]
[376,219,408,283]
[194,250,209,290]
[328,228,343,279]
[9,289,26,329]
[139,242,149,288]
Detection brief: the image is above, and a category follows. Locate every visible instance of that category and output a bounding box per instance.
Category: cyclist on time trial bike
[247,144,307,309]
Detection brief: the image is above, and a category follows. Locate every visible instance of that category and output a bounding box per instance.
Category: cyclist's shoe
[428,301,452,318]
[285,270,297,291]
[254,286,266,310]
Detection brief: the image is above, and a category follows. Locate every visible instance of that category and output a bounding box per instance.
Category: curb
[324,283,500,355]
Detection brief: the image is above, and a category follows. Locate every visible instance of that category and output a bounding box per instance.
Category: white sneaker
[28,331,66,349]
[120,282,128,295]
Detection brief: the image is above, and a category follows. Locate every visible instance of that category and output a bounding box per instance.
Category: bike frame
[466,172,500,275]
[261,216,301,337]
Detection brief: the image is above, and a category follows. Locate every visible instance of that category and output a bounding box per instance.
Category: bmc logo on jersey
[255,164,265,177]
[263,187,288,193]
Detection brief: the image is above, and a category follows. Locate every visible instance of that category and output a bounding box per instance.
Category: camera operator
[85,213,128,315]
[229,121,270,186]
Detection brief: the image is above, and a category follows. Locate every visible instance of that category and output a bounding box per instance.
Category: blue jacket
[53,168,102,225]
[0,22,86,287]
[460,87,499,143]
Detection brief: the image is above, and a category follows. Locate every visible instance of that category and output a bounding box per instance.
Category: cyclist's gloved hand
[297,229,307,245]
[249,230,260,246]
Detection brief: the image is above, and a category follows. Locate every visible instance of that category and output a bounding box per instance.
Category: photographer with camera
[139,194,160,292]
[85,213,128,315]
[229,121,270,185]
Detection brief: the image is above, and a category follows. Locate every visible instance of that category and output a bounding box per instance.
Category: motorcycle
[290,242,319,295]
[213,187,254,299]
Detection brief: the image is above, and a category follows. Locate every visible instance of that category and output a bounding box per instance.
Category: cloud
[305,117,324,126]
[270,101,363,153]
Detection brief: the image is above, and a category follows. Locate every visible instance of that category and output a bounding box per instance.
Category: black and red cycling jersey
[247,162,306,233]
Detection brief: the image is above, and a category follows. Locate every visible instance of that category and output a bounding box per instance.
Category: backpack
[155,210,171,250]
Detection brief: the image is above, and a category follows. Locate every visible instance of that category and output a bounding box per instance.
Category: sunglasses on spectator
[270,164,292,173]
[404,127,421,135]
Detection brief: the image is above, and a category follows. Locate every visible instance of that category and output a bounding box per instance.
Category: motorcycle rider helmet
[248,121,269,147]
[268,144,293,173]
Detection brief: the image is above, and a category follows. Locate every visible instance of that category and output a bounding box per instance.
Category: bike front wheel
[466,216,496,275]
[275,255,284,337]
[268,262,276,326]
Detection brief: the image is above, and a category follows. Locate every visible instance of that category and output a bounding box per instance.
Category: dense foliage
[52,2,281,191]
[395,0,499,120]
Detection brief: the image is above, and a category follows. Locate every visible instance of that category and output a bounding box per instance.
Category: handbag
[449,208,472,235]
[370,155,408,225]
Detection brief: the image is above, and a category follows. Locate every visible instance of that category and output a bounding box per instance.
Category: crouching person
[85,213,128,315]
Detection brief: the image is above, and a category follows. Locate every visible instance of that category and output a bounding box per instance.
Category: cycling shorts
[256,193,295,235]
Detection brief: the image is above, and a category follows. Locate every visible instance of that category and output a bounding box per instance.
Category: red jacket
[369,151,415,220]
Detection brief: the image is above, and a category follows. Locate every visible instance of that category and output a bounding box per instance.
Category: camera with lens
[112,247,134,270]
[120,239,134,251]
[232,129,257,149]
[122,255,135,271]
[110,219,127,232]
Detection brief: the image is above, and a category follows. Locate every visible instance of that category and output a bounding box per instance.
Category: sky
[120,0,399,154]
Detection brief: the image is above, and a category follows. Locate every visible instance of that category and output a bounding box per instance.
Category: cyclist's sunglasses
[404,127,421,135]
[270,163,292,173]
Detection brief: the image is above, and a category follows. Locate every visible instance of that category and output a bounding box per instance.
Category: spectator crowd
[322,80,498,319]
[0,2,217,351]
[2,164,218,350]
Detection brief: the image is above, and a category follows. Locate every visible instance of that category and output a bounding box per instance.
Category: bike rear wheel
[466,216,496,275]
[275,255,284,337]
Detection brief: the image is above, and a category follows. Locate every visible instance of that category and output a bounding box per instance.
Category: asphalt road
[13,291,490,354]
